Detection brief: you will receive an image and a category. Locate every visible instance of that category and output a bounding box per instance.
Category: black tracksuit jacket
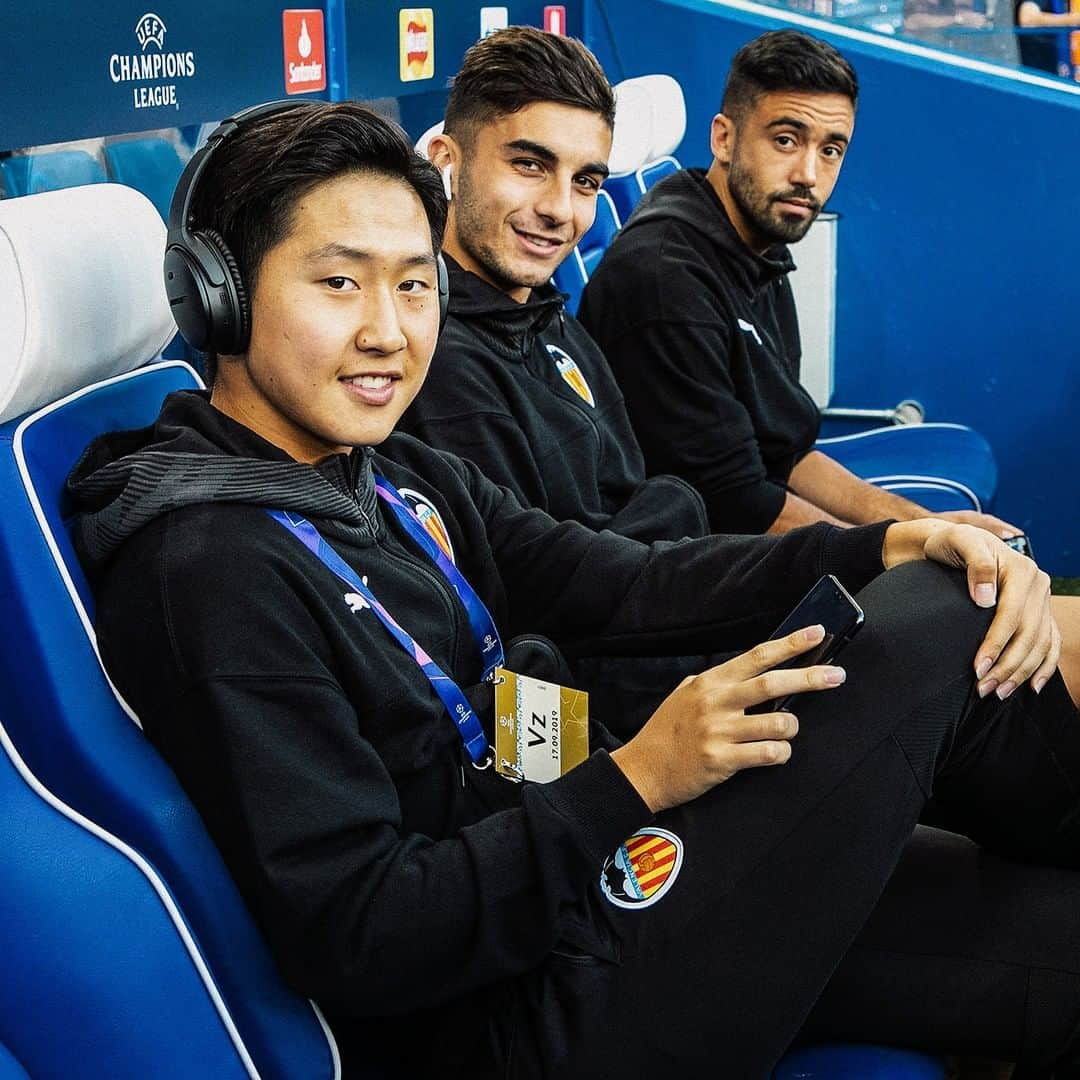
[579,168,822,536]
[66,391,889,1075]
[401,255,709,544]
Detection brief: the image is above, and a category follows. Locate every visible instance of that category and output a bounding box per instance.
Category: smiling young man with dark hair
[402,26,709,545]
[580,29,1020,540]
[401,28,712,731]
[66,98,1080,1079]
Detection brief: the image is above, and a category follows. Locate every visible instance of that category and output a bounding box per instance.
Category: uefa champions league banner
[1,2,581,152]
[1,1,333,150]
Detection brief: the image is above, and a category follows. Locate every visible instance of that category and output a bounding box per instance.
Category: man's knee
[848,560,993,691]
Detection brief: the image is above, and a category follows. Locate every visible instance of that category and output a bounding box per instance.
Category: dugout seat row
[0,149,107,199]
[0,179,948,1077]
[0,135,186,220]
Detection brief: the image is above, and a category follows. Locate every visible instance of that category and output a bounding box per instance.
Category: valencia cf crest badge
[600,827,683,910]
[397,488,455,563]
[547,344,595,407]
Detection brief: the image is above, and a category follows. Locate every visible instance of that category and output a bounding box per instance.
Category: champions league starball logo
[134,12,167,51]
[110,11,196,111]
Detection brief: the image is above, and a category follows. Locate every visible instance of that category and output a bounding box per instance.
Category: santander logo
[282,9,326,94]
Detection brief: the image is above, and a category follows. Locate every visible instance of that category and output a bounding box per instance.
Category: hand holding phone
[753,574,864,711]
[614,578,861,811]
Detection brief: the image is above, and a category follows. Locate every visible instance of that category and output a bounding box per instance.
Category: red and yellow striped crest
[600,827,683,909]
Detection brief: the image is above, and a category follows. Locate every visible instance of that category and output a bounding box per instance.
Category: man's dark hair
[444,26,615,143]
[190,101,446,380]
[721,30,858,125]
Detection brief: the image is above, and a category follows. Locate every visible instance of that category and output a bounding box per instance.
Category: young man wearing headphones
[68,99,1080,1078]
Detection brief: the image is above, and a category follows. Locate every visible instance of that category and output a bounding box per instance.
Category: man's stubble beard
[452,167,548,294]
[727,151,819,248]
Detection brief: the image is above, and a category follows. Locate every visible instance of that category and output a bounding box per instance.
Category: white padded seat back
[615,75,686,163]
[0,183,175,424]
[639,74,686,159]
[609,78,655,177]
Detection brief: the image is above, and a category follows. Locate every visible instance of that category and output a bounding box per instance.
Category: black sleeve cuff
[820,520,894,595]
[536,749,653,865]
[704,478,788,535]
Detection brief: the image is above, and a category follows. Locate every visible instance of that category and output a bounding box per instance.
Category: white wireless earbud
[441,164,453,202]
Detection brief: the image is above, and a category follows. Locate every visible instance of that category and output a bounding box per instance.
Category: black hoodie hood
[620,167,796,297]
[443,253,567,362]
[66,389,381,574]
[403,253,710,544]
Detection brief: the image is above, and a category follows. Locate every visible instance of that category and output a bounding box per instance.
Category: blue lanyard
[374,478,504,680]
[266,480,502,766]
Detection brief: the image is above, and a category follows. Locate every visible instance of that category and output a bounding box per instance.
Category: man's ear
[710,113,736,167]
[428,133,458,202]
[427,133,457,174]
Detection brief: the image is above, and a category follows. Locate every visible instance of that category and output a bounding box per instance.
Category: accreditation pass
[493,667,588,783]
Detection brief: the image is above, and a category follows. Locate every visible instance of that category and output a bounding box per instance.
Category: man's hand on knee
[933,509,1023,541]
[883,519,1060,699]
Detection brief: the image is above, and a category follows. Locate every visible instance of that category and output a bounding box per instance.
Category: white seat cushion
[0,183,175,424]
[635,74,686,160]
[609,78,655,177]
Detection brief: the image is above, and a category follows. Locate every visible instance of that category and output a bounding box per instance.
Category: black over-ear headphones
[165,99,450,356]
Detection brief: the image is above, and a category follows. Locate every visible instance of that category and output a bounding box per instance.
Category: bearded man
[580,29,1017,539]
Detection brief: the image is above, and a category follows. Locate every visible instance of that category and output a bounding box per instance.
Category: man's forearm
[767,489,851,534]
[788,450,927,526]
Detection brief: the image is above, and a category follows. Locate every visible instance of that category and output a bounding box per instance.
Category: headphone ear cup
[436,252,449,331]
[198,228,250,355]
[164,243,213,351]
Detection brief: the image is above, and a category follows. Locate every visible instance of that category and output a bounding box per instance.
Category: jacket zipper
[378,528,474,676]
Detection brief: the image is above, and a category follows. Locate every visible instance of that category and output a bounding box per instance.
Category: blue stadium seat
[0,183,338,1077]
[580,188,622,275]
[818,422,998,511]
[605,74,687,222]
[0,710,252,1078]
[774,1044,946,1079]
[637,152,680,192]
[554,188,622,313]
[0,149,106,196]
[606,154,683,224]
[604,171,647,225]
[104,136,186,220]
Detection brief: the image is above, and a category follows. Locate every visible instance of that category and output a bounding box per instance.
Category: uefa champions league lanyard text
[266,477,503,767]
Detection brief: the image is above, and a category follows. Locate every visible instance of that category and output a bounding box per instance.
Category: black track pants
[496,561,1080,1079]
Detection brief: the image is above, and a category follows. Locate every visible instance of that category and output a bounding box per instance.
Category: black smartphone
[753,574,865,712]
[1005,534,1034,559]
